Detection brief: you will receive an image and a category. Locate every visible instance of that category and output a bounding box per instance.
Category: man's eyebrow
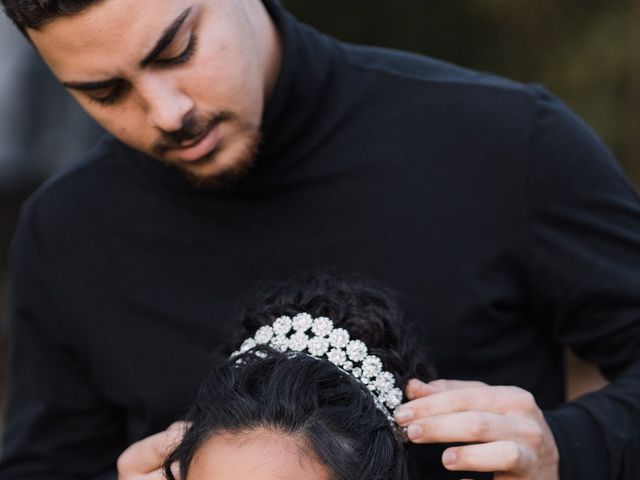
[62,79,119,91]
[139,6,193,68]
[61,7,194,91]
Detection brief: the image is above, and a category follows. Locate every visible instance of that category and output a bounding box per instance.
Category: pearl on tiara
[231,313,405,427]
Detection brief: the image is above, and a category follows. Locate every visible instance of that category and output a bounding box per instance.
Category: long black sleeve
[0,200,124,479]
[529,87,640,479]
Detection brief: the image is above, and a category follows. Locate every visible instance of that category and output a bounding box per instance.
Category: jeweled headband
[230,312,404,427]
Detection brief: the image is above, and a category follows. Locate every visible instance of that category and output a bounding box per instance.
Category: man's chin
[180,159,252,190]
[168,130,261,189]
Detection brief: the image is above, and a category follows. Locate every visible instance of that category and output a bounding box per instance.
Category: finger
[136,467,173,480]
[150,461,182,480]
[442,441,528,473]
[428,379,488,391]
[403,379,490,410]
[160,461,182,480]
[170,461,182,480]
[405,379,439,400]
[117,432,168,474]
[117,427,186,475]
[395,385,536,422]
[404,412,514,444]
[167,421,191,441]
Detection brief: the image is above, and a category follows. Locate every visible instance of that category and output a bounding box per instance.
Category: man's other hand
[395,379,559,479]
[117,421,188,480]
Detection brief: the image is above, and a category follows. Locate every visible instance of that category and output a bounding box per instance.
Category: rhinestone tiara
[230,312,404,427]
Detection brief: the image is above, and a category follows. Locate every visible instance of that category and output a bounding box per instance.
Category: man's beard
[153,110,262,189]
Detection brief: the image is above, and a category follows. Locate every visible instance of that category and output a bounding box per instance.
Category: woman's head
[164,273,435,480]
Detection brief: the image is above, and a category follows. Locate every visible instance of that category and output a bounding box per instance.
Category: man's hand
[394,379,559,479]
[117,421,188,480]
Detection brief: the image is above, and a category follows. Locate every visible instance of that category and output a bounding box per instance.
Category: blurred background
[0,0,635,431]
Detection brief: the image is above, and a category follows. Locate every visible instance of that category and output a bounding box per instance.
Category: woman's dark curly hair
[164,273,436,480]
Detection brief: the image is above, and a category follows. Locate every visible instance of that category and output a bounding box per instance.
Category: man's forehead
[29,0,194,78]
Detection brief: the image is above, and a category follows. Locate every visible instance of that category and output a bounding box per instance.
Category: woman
[164,274,436,480]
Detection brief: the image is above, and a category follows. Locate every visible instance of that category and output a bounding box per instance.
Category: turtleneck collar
[126,0,340,195]
[258,0,339,163]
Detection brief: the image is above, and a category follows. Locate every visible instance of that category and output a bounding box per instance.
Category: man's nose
[137,77,194,133]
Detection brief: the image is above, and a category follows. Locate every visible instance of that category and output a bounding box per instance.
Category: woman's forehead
[188,429,331,480]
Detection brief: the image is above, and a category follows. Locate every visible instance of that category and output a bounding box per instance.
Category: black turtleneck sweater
[2,1,639,479]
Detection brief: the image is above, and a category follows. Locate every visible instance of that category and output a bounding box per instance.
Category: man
[1,0,639,479]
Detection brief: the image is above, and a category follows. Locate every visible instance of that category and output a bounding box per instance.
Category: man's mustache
[153,111,231,156]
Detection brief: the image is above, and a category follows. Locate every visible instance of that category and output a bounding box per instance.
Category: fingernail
[170,461,181,479]
[442,450,457,467]
[407,424,422,440]
[408,379,437,394]
[408,378,425,388]
[394,407,414,422]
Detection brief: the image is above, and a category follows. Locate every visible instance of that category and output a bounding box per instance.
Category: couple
[1,0,639,478]
[134,273,549,480]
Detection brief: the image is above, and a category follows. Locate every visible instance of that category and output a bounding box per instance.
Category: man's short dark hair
[1,0,100,36]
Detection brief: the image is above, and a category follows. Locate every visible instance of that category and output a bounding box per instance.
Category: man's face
[29,0,281,186]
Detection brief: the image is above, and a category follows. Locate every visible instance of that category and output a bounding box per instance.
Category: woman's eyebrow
[139,6,193,69]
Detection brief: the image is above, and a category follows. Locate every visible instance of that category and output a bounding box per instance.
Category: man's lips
[170,124,221,163]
